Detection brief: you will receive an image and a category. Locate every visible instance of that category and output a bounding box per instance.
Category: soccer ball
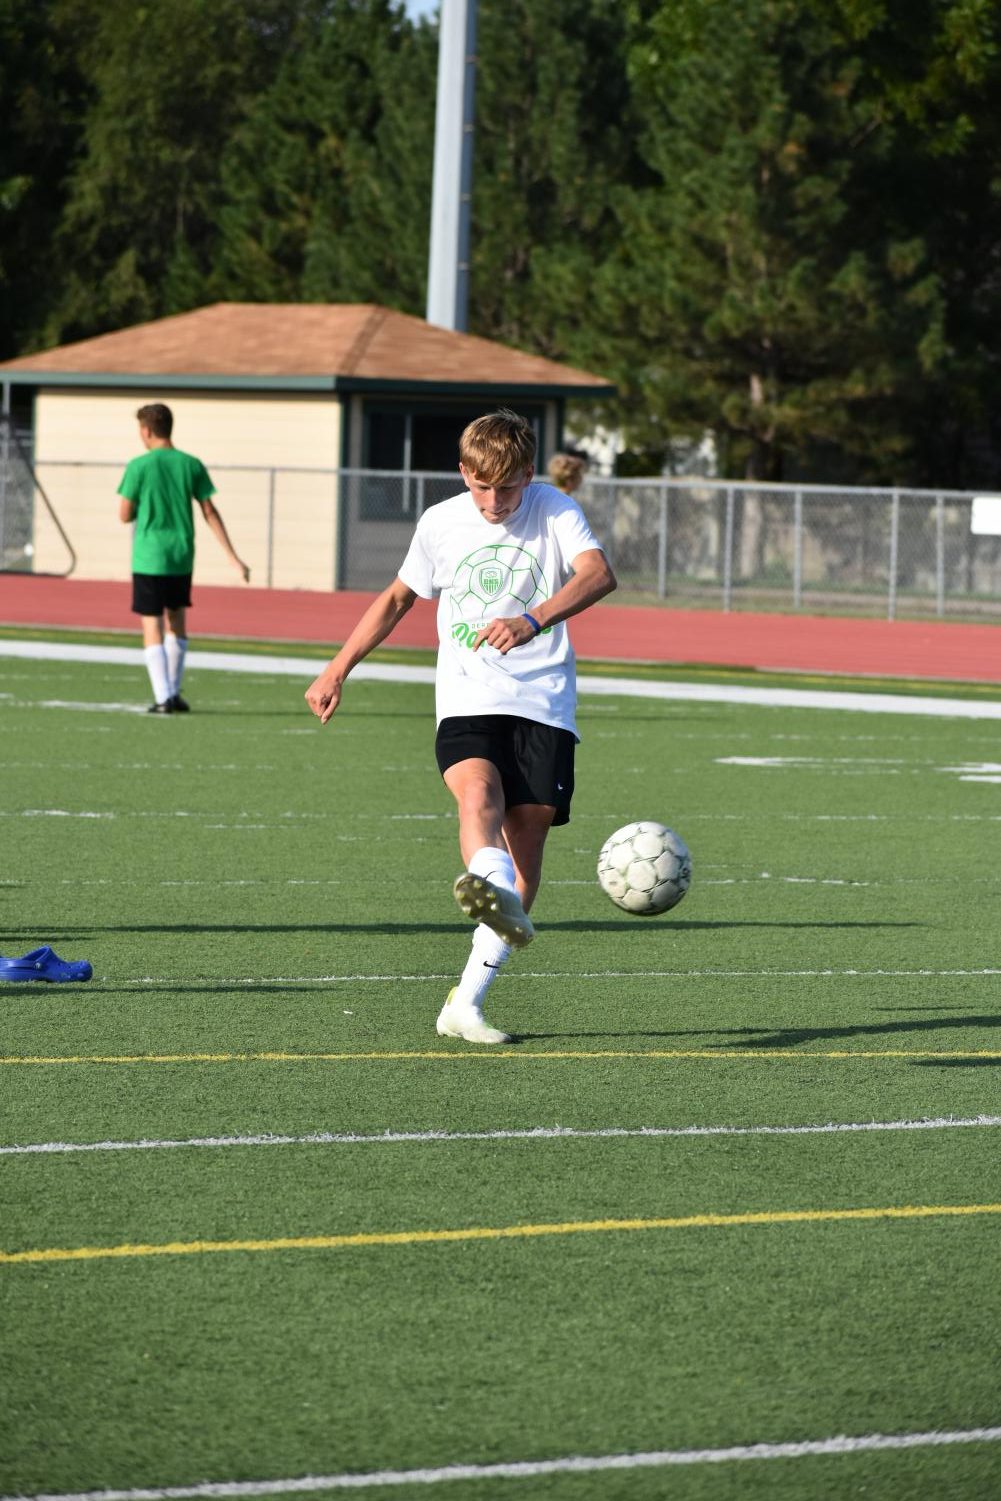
[597,821,692,916]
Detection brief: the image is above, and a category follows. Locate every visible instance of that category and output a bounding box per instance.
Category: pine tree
[214,0,436,310]
[468,0,642,365]
[39,0,306,345]
[0,0,86,359]
[833,0,1001,486]
[592,0,941,479]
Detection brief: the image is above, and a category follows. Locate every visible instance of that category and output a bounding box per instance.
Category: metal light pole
[425,0,478,331]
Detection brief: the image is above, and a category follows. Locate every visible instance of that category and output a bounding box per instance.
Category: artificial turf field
[1,646,1000,1500]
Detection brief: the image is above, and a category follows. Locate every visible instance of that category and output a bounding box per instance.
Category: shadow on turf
[143,706,435,719]
[23,919,923,938]
[911,1058,1001,1067]
[874,1004,987,1011]
[692,1013,1001,1049]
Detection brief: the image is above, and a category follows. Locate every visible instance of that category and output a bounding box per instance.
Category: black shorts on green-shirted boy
[435,714,576,825]
[131,573,193,615]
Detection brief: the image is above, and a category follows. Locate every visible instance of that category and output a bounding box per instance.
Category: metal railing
[4,453,1000,619]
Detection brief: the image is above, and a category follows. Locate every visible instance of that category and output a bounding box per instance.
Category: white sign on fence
[971,495,1001,536]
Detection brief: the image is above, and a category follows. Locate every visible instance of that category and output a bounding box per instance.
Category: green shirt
[117,447,215,575]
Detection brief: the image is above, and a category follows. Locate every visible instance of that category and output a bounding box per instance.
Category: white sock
[144,644,171,706]
[452,924,512,1011]
[164,633,187,697]
[468,845,517,894]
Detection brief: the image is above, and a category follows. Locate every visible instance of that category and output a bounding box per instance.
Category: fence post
[266,469,275,589]
[332,472,340,592]
[935,493,945,617]
[888,489,900,621]
[416,474,426,520]
[657,484,668,598]
[0,423,9,565]
[599,481,615,570]
[793,488,803,609]
[723,485,735,611]
[0,386,11,565]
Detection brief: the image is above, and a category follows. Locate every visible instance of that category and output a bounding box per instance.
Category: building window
[360,401,545,520]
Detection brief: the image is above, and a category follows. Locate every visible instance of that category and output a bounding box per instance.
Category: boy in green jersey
[117,403,250,712]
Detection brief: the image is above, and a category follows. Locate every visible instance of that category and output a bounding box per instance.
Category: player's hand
[305,671,342,725]
[233,558,251,583]
[472,614,538,655]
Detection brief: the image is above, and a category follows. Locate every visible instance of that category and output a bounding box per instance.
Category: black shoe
[170,695,190,712]
[147,701,173,715]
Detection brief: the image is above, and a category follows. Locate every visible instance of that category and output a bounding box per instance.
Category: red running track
[0,574,998,683]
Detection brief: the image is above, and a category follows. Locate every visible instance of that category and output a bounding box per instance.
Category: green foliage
[215,0,436,308]
[467,0,643,365]
[2,0,1000,486]
[0,0,87,358]
[595,0,949,479]
[38,0,312,345]
[845,0,1001,486]
[594,0,1001,480]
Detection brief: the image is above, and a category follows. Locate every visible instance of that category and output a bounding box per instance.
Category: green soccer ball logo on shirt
[450,543,548,623]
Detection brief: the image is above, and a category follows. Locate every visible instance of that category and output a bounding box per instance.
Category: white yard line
[27,873,990,888]
[3,1115,999,1158]
[115,968,1001,984]
[2,639,1000,718]
[6,809,1001,825]
[4,1426,1000,1498]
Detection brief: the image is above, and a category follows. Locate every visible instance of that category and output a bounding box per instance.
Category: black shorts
[131,573,193,616]
[435,714,576,826]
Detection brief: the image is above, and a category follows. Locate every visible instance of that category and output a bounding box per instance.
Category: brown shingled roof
[0,303,613,391]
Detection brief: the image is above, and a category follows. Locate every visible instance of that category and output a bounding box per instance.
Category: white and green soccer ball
[597,821,692,916]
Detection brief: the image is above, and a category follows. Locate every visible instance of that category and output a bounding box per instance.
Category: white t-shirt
[397,481,604,737]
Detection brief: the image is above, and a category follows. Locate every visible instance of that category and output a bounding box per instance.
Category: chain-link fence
[0,416,76,575]
[579,476,1001,619]
[4,448,1001,618]
[336,469,469,591]
[340,472,1001,618]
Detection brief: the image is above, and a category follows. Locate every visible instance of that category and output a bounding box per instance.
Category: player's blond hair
[459,409,537,484]
[548,452,587,494]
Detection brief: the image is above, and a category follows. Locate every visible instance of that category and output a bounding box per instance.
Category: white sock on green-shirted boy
[164,632,188,709]
[144,644,172,711]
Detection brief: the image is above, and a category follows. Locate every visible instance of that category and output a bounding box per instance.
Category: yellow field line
[4,1202,1000,1266]
[2,1048,1000,1066]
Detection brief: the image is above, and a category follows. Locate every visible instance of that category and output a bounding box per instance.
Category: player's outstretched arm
[305,577,417,725]
[199,497,251,582]
[473,548,617,655]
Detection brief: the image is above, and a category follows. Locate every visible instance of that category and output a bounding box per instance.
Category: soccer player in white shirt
[305,410,616,1042]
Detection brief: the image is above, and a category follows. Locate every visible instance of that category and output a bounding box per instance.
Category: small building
[0,303,614,589]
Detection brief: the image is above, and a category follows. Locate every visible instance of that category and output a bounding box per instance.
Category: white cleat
[436,988,511,1045]
[453,872,535,948]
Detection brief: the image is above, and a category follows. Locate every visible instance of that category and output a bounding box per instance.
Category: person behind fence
[547,450,588,496]
[117,403,250,713]
[304,408,617,1044]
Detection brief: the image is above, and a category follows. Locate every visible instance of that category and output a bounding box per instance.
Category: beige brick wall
[32,389,342,588]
